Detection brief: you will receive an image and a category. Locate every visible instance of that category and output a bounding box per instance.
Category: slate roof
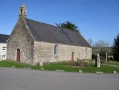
[26,19,91,47]
[0,34,9,43]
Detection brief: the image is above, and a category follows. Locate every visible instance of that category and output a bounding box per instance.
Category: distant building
[7,4,92,65]
[0,34,9,60]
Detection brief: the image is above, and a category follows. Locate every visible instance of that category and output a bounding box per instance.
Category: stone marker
[96,71,103,74]
[12,66,16,68]
[56,69,64,72]
[79,69,82,73]
[40,62,43,66]
[24,67,31,70]
[113,71,117,74]
[97,54,100,68]
[106,53,107,62]
[41,68,44,70]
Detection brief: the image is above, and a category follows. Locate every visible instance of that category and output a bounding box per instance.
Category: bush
[71,60,89,67]
[92,54,97,60]
[112,34,119,61]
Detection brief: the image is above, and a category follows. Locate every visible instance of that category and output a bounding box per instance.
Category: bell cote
[19,3,27,18]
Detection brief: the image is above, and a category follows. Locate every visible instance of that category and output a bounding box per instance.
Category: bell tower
[19,3,27,19]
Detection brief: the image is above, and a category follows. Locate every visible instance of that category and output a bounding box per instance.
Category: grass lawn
[0,60,31,68]
[0,60,119,73]
[106,61,119,65]
[37,62,119,73]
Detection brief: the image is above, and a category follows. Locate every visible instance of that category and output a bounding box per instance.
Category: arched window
[54,44,59,55]
[85,48,88,59]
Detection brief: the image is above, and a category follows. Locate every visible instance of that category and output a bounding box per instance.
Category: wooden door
[71,52,74,61]
[17,49,20,62]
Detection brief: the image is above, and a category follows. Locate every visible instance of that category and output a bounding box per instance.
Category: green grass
[0,60,31,68]
[80,65,119,73]
[106,61,119,66]
[31,61,119,73]
[0,60,119,73]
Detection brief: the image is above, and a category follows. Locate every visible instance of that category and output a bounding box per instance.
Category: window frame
[54,44,59,56]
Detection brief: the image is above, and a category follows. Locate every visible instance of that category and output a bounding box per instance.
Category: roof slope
[0,34,9,43]
[26,19,91,47]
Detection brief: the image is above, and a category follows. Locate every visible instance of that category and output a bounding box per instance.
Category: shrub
[71,60,89,67]
[92,54,97,60]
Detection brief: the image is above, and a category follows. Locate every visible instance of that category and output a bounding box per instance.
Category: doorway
[71,52,74,61]
[17,49,20,62]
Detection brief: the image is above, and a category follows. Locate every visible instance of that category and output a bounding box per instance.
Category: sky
[0,0,119,46]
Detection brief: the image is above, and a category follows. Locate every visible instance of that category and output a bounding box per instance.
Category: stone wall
[33,41,92,65]
[7,18,34,64]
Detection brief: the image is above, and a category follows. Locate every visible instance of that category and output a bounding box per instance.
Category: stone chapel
[7,4,92,65]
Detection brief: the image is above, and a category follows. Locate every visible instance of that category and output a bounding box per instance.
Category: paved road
[0,68,119,90]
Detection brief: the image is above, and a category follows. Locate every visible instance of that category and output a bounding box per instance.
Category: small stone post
[40,62,43,66]
[40,62,44,70]
[106,53,107,62]
[97,54,100,68]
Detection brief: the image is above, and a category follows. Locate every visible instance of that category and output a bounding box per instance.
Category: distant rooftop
[0,34,9,43]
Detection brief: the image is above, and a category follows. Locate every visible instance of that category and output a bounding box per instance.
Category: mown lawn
[38,62,119,73]
[0,60,119,73]
[0,60,31,68]
[106,61,119,65]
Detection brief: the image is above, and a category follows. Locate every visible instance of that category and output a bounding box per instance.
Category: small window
[3,55,6,57]
[54,44,59,55]
[2,47,6,51]
[21,9,22,14]
[85,48,88,59]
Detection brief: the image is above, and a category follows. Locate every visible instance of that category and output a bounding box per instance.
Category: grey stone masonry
[7,17,34,64]
[33,41,92,65]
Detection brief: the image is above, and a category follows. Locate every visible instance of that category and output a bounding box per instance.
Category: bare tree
[87,38,93,47]
[92,40,111,61]
[94,40,109,48]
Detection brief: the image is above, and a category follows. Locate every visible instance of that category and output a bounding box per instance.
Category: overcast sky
[0,0,119,46]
